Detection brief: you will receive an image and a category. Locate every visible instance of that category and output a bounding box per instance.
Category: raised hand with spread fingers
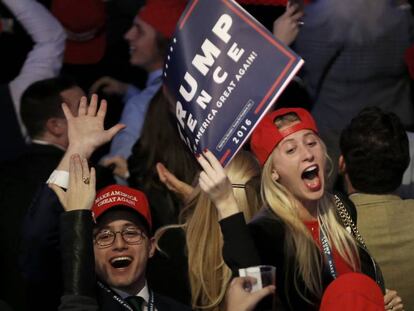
[56,94,126,173]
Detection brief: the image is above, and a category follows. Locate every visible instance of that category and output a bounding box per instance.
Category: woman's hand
[225,277,275,311]
[384,289,404,311]
[197,149,239,219]
[156,162,194,203]
[273,1,304,46]
[50,154,96,212]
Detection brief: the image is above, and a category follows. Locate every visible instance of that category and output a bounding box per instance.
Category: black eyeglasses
[94,227,146,248]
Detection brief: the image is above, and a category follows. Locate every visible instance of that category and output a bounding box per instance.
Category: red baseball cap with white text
[92,185,152,231]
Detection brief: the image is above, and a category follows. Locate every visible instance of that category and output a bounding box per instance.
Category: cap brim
[64,32,106,65]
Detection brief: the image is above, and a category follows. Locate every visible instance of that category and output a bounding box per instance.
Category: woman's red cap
[250,107,318,166]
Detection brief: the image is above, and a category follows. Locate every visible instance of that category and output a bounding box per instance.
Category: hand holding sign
[197,149,239,219]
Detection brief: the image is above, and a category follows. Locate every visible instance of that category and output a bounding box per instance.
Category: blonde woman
[196,108,403,310]
[153,150,261,310]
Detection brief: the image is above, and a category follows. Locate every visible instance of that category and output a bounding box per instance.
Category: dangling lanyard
[320,227,338,279]
[97,281,155,311]
[147,290,155,311]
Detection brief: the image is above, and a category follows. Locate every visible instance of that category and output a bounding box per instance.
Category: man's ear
[45,117,66,136]
[338,155,346,175]
[148,237,156,258]
[271,169,280,182]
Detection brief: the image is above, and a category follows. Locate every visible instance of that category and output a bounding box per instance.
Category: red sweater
[304,220,354,276]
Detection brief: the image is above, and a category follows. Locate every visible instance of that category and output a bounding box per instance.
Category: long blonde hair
[261,138,360,306]
[156,151,261,310]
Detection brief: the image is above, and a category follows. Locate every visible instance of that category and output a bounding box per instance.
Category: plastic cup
[238,265,276,293]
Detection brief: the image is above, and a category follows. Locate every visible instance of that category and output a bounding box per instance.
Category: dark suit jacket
[59,291,191,311]
[58,210,191,311]
[0,143,63,310]
[16,149,115,311]
[96,287,191,311]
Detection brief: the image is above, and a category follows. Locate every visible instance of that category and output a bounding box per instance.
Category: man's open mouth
[110,256,132,269]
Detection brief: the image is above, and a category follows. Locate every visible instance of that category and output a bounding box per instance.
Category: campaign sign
[164,0,304,166]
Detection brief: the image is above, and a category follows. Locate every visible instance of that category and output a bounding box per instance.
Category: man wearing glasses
[21,96,190,311]
[92,184,157,309]
[58,182,191,311]
[92,185,166,310]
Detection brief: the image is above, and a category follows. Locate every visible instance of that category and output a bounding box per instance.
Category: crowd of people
[1,0,414,310]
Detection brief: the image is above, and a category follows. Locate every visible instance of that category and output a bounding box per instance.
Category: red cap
[138,0,187,39]
[250,108,318,166]
[320,273,384,311]
[52,0,106,64]
[92,185,152,231]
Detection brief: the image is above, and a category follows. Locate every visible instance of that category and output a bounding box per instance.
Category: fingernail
[203,148,208,153]
[195,153,200,158]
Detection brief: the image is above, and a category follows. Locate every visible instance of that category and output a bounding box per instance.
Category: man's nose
[124,27,134,41]
[113,232,127,250]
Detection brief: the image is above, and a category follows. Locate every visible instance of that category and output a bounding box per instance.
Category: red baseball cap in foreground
[92,185,152,231]
[320,272,384,311]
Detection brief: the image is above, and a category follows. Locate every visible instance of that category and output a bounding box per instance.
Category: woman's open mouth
[301,165,322,191]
